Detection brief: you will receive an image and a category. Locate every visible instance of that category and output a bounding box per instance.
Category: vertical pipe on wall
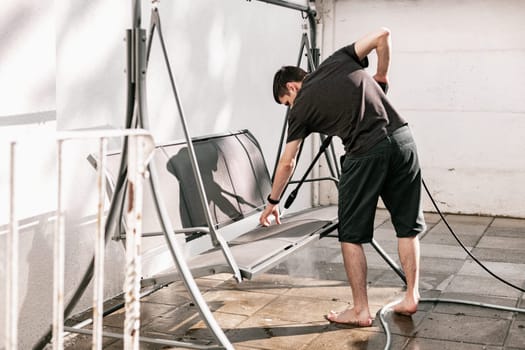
[6,142,19,350]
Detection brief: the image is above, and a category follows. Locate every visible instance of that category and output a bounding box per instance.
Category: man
[259,28,426,326]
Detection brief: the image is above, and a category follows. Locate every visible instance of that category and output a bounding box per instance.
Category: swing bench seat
[187,205,338,280]
[91,129,338,283]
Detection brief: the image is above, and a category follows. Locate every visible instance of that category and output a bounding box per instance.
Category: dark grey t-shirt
[286,43,407,155]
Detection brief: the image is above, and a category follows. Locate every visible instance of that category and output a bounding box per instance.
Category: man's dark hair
[272,66,307,104]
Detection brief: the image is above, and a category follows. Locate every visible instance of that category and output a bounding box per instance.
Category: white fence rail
[4,129,155,350]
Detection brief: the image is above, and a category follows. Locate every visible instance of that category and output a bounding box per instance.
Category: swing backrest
[96,129,272,241]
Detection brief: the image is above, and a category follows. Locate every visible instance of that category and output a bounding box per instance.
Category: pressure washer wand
[284,135,333,209]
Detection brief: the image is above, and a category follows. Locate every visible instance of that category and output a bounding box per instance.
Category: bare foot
[324,308,373,327]
[392,297,419,316]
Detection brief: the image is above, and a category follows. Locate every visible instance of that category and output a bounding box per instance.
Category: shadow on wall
[0,212,54,349]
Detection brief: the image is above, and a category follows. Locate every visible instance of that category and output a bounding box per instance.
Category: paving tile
[66,296,125,325]
[313,261,349,281]
[373,226,399,243]
[418,272,455,291]
[485,226,525,238]
[445,275,523,298]
[422,212,443,225]
[105,337,215,350]
[218,273,293,295]
[368,269,407,289]
[228,315,328,350]
[253,294,350,325]
[368,243,400,260]
[138,302,246,346]
[429,292,517,319]
[416,312,510,345]
[381,310,428,337]
[374,208,391,225]
[139,303,203,337]
[366,268,398,285]
[102,301,178,329]
[63,325,121,349]
[264,274,348,288]
[268,264,348,283]
[476,236,525,251]
[181,311,248,341]
[140,282,194,306]
[309,246,344,264]
[470,247,525,264]
[419,242,470,260]
[421,215,490,247]
[202,289,279,316]
[63,213,525,350]
[311,235,340,248]
[283,280,352,302]
[405,338,503,349]
[420,256,465,275]
[457,260,525,284]
[490,217,525,230]
[303,328,409,350]
[366,248,401,270]
[367,286,406,307]
[506,319,525,348]
[443,214,493,226]
[421,227,480,247]
[202,273,235,281]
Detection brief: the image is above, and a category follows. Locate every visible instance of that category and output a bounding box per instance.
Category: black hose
[378,178,525,350]
[379,298,525,350]
[422,179,524,293]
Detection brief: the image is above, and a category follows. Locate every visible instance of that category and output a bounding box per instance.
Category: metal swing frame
[33,1,405,349]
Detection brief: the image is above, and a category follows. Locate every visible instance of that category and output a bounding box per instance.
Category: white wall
[5,0,523,347]
[317,0,525,218]
[0,0,310,348]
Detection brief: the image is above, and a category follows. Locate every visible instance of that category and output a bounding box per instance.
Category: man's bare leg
[393,235,420,315]
[326,242,373,326]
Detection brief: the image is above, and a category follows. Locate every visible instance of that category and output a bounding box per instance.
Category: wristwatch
[267,194,280,205]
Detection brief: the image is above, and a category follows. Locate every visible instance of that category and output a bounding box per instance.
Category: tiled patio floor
[64,210,525,349]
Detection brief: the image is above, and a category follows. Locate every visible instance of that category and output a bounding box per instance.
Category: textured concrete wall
[317,0,525,218]
[0,1,308,347]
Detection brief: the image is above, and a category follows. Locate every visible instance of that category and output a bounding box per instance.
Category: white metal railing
[54,129,155,350]
[4,129,155,350]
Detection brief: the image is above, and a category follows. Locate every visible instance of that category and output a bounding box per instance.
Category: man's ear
[285,81,296,93]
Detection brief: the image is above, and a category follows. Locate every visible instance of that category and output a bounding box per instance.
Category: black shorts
[338,125,426,243]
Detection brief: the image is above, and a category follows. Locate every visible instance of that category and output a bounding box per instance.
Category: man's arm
[259,139,302,227]
[354,27,391,84]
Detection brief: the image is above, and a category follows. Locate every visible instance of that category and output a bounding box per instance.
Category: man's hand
[259,204,281,227]
[373,74,389,94]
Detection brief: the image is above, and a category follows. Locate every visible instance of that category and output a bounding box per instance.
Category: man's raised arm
[354,27,391,86]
